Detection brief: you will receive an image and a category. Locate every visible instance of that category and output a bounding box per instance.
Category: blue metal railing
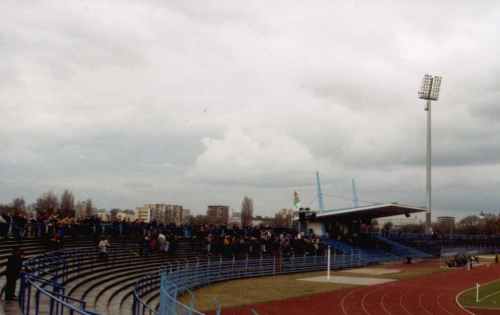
[440,245,499,257]
[19,247,132,315]
[17,244,408,315]
[133,251,396,315]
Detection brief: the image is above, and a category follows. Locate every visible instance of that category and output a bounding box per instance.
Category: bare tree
[0,203,12,215]
[241,196,254,227]
[274,209,293,228]
[456,215,481,234]
[11,197,26,215]
[35,191,59,217]
[59,190,75,218]
[85,199,94,218]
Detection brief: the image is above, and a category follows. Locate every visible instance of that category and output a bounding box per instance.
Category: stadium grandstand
[0,214,499,315]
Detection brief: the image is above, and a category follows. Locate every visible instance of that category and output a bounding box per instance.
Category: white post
[476,283,480,303]
[327,246,331,280]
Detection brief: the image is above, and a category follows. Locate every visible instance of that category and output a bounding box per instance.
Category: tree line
[0,190,94,219]
[382,212,500,235]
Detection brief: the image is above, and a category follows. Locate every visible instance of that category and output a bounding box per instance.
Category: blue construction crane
[352,178,359,208]
[316,171,325,211]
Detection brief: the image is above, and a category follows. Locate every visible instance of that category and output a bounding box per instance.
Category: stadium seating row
[3,233,440,315]
[1,237,204,315]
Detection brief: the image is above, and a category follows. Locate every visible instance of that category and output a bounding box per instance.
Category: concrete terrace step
[105,255,200,311]
[82,257,202,314]
[95,273,157,315]
[65,253,169,296]
[3,239,204,315]
[71,259,165,302]
[89,257,203,315]
[140,285,161,314]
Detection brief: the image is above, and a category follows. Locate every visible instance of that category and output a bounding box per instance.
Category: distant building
[95,209,110,222]
[207,205,229,225]
[229,211,242,226]
[136,206,151,222]
[136,204,185,225]
[182,209,191,224]
[116,210,136,221]
[437,216,455,225]
[252,216,274,227]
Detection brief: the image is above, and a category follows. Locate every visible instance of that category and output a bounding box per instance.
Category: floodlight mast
[418,74,442,235]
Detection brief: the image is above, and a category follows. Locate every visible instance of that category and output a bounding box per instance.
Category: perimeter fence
[133,250,376,315]
[20,247,134,315]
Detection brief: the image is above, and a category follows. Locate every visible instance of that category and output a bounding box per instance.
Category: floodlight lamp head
[418,74,442,101]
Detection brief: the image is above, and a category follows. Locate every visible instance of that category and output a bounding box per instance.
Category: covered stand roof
[313,203,427,221]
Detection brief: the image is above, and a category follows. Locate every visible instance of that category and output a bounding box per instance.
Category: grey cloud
[2,0,500,217]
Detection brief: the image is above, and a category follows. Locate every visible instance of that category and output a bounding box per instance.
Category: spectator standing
[5,248,23,300]
[158,233,166,252]
[142,235,151,256]
[0,213,8,239]
[98,237,111,261]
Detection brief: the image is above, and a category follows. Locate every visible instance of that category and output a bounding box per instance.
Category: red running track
[221,262,500,315]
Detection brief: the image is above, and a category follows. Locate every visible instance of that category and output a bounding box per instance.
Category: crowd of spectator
[201,227,325,258]
[1,212,326,258]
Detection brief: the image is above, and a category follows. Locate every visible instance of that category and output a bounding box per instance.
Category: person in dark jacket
[0,213,9,239]
[5,248,24,300]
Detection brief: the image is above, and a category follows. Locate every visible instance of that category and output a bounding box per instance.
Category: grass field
[459,279,500,309]
[182,261,446,312]
[179,271,356,312]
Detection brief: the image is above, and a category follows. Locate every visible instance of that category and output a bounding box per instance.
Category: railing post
[232,256,236,277]
[207,258,210,284]
[219,256,222,279]
[19,273,26,309]
[333,249,336,268]
[273,256,276,275]
[170,286,178,315]
[327,247,331,280]
[27,281,32,315]
[159,272,167,315]
[189,291,195,315]
[215,299,222,315]
[35,288,41,315]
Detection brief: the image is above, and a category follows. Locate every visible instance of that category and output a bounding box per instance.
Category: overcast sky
[1,0,500,218]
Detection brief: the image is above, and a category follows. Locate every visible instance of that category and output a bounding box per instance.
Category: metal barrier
[19,247,136,315]
[133,251,385,315]
[17,246,396,315]
[440,245,499,257]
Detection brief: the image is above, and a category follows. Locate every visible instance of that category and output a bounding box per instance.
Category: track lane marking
[418,292,432,315]
[398,290,412,315]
